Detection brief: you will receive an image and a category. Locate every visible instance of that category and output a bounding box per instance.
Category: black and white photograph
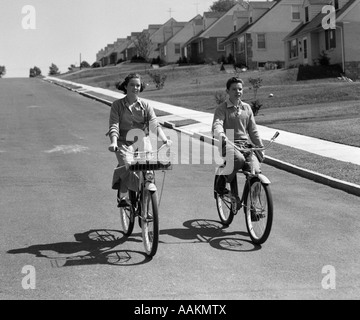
[1,0,359,304]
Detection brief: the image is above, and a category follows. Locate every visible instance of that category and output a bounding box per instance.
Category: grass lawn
[57,63,360,185]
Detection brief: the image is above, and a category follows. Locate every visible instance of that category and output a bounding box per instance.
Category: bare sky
[0,0,215,78]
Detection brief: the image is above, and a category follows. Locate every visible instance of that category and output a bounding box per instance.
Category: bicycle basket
[128,151,175,171]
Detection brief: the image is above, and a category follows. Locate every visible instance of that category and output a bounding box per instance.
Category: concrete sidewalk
[44,76,360,196]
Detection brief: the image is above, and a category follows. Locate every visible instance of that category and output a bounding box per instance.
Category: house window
[325,29,336,49]
[217,38,225,51]
[239,36,245,53]
[199,40,203,53]
[292,5,301,20]
[289,39,298,58]
[174,43,181,54]
[257,34,266,49]
[305,6,309,22]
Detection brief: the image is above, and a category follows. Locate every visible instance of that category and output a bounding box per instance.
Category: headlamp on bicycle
[145,170,154,181]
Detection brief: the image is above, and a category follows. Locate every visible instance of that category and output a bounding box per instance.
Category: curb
[78,92,113,106]
[176,128,360,197]
[264,156,360,197]
[45,79,360,197]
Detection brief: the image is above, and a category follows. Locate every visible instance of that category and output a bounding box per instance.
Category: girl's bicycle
[214,132,279,245]
[117,144,173,257]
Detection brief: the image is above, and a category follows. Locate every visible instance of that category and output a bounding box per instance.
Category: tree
[0,66,6,78]
[29,66,42,77]
[80,61,90,68]
[48,63,60,76]
[210,0,237,12]
[133,32,153,62]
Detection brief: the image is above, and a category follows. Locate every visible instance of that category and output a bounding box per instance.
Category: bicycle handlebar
[223,131,280,153]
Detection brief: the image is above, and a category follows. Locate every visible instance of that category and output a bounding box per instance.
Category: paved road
[1,78,359,300]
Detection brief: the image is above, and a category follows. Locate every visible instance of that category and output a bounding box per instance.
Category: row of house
[96,0,360,78]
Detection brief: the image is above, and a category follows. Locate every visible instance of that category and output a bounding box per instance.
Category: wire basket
[127,151,175,171]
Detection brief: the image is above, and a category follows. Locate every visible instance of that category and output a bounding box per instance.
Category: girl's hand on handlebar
[108,142,118,152]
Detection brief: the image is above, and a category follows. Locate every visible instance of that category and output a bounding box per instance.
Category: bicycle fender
[145,182,157,192]
[257,174,271,185]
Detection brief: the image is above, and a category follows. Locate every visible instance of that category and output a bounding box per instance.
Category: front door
[303,37,308,64]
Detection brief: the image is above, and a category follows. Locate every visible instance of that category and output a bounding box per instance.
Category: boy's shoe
[215,175,230,196]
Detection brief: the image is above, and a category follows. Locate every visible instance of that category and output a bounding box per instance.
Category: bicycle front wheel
[119,190,135,236]
[141,189,159,257]
[244,178,273,245]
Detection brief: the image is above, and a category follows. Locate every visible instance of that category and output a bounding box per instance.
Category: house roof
[221,22,251,44]
[157,15,203,48]
[284,0,357,40]
[307,0,332,4]
[201,4,246,38]
[203,11,224,19]
[221,0,279,45]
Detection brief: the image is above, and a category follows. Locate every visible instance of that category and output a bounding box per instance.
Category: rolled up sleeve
[212,105,226,137]
[108,101,120,140]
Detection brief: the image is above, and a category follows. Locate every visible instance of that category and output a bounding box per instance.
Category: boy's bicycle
[214,132,279,245]
[116,144,173,257]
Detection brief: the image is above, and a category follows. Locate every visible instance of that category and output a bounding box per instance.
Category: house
[184,3,249,64]
[97,44,114,66]
[147,18,187,61]
[158,14,203,64]
[221,0,300,69]
[284,0,360,78]
[184,11,224,63]
[107,38,129,65]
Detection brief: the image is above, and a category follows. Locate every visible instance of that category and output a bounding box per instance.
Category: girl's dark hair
[226,77,244,90]
[117,73,145,93]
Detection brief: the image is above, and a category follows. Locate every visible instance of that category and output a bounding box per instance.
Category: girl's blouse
[108,97,159,141]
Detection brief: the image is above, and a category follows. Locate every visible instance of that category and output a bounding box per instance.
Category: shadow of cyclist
[160,219,261,252]
[7,229,151,266]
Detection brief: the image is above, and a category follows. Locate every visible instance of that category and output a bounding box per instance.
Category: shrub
[214,91,227,105]
[91,62,101,68]
[250,100,263,116]
[148,72,167,89]
[131,55,146,63]
[248,77,263,100]
[318,50,330,66]
[297,64,342,81]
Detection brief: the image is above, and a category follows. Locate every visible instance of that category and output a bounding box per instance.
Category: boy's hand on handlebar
[163,139,173,147]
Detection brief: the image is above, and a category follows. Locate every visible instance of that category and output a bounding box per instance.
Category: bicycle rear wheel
[244,178,273,245]
[141,189,159,257]
[119,190,135,236]
[214,174,236,226]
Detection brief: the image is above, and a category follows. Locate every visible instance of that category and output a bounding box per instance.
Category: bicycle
[214,132,279,245]
[116,144,173,257]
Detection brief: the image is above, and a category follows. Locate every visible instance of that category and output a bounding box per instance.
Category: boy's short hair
[226,77,244,90]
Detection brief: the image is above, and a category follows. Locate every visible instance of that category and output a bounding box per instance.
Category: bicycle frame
[216,131,279,210]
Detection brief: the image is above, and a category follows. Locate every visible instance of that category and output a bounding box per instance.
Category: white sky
[0,0,216,78]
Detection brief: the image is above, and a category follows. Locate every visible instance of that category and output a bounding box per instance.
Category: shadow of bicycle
[7,229,152,267]
[160,219,261,252]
